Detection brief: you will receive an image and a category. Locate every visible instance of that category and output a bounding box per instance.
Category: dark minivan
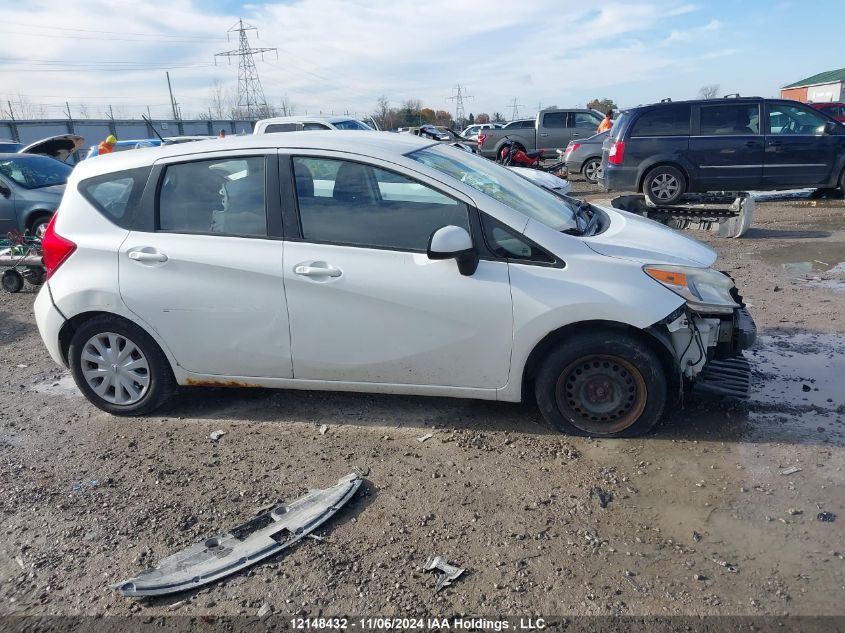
[600,97,845,205]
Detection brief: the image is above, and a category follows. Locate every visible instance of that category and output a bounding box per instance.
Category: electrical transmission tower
[509,97,523,121]
[215,19,277,120]
[448,85,473,126]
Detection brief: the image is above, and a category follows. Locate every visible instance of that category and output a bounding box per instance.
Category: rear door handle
[768,140,783,147]
[294,263,342,278]
[539,133,550,137]
[128,250,168,263]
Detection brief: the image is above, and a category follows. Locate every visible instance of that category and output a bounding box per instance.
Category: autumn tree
[475,113,490,124]
[434,110,453,127]
[420,107,436,124]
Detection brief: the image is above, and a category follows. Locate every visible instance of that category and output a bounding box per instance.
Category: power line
[214,19,277,120]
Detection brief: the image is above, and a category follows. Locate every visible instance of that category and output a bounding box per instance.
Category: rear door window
[699,104,760,135]
[630,105,691,136]
[158,156,267,236]
[542,112,568,128]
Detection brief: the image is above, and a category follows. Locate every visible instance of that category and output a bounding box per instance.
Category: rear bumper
[34,283,67,367]
[600,164,639,191]
[565,159,584,174]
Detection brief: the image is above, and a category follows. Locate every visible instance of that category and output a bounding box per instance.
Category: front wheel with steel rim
[582,158,602,184]
[69,315,175,415]
[643,165,686,206]
[535,331,667,437]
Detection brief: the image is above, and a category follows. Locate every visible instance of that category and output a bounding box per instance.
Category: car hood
[19,134,85,162]
[584,203,717,267]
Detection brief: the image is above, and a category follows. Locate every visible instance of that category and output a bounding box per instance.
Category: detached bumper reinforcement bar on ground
[114,470,366,597]
[693,356,752,399]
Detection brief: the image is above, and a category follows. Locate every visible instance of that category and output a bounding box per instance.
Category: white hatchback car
[34,132,755,437]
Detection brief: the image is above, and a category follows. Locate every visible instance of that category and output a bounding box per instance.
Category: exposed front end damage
[114,470,365,597]
[659,302,757,399]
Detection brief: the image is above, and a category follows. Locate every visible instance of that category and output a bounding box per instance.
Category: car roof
[258,115,360,125]
[70,131,438,178]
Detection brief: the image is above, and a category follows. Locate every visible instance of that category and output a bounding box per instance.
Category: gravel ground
[1,179,843,623]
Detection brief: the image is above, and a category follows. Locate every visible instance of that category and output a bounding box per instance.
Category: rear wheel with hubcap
[582,158,602,184]
[535,331,667,437]
[643,165,686,205]
[69,315,175,415]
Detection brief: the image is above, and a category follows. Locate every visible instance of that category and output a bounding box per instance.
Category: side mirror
[822,120,837,136]
[427,225,478,276]
[0,183,10,198]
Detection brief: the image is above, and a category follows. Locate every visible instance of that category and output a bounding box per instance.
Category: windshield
[0,155,71,189]
[407,144,577,232]
[333,119,372,130]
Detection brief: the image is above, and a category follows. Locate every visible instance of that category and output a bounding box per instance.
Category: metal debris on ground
[113,470,366,596]
[319,424,328,435]
[591,486,613,508]
[817,511,837,523]
[787,508,803,516]
[257,603,273,620]
[424,555,465,593]
[417,433,434,443]
[712,559,739,573]
[209,430,226,441]
[780,466,802,476]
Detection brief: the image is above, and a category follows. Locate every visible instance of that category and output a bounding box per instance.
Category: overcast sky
[0,0,841,121]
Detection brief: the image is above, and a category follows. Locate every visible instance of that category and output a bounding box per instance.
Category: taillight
[41,213,76,279]
[567,143,581,154]
[608,140,625,165]
[477,133,486,148]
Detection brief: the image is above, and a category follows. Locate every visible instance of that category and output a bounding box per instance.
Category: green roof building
[781,68,845,103]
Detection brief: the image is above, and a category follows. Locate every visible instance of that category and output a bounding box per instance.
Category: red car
[810,102,845,122]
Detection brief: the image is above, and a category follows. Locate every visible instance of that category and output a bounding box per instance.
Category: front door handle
[128,250,168,263]
[539,133,550,137]
[294,263,342,278]
[768,140,783,147]
[744,140,760,147]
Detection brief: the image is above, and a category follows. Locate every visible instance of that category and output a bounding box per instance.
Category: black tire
[534,331,667,438]
[28,214,52,239]
[582,158,602,184]
[643,165,686,206]
[68,315,176,416]
[2,269,24,293]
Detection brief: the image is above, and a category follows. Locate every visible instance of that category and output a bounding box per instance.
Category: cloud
[0,0,734,119]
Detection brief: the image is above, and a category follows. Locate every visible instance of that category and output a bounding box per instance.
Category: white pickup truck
[477,108,603,159]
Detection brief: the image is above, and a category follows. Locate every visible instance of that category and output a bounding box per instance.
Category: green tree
[587,98,617,114]
[468,113,475,124]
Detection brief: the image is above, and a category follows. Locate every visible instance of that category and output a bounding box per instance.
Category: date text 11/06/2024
[290,617,548,630]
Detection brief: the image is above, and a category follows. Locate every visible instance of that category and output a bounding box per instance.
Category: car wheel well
[26,210,53,231]
[520,320,681,403]
[638,162,689,194]
[58,311,137,365]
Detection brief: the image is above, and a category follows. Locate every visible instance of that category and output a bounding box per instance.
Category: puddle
[33,374,81,398]
[759,241,845,276]
[745,330,845,444]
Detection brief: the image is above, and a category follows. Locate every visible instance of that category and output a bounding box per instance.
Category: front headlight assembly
[644,265,739,314]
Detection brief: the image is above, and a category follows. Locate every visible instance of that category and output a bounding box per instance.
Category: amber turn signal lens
[645,267,687,287]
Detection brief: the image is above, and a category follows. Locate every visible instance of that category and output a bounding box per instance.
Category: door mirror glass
[0,182,10,197]
[823,120,837,135]
[427,225,478,276]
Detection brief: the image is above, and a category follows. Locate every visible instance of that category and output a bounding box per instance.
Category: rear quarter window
[79,166,151,229]
[630,105,691,137]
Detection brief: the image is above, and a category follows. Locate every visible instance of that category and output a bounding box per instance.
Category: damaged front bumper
[114,470,365,597]
[663,304,757,399]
